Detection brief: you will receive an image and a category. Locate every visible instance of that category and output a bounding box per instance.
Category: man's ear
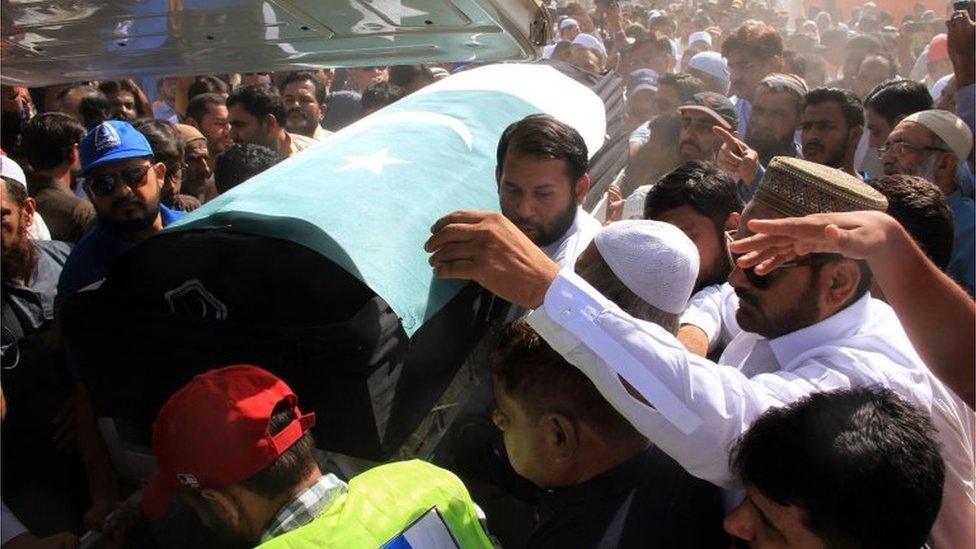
[264,114,279,134]
[22,197,36,229]
[821,259,862,312]
[574,174,591,204]
[848,125,864,151]
[495,165,501,186]
[725,211,741,231]
[934,153,957,182]
[152,162,167,189]
[199,488,241,526]
[69,143,80,167]
[544,413,579,460]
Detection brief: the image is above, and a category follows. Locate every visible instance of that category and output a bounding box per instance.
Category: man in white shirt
[426,156,976,547]
[496,114,601,269]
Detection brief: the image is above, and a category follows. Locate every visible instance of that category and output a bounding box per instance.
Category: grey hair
[577,252,680,334]
[757,73,808,108]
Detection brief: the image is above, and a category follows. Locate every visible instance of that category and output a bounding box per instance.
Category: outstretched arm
[730,211,976,408]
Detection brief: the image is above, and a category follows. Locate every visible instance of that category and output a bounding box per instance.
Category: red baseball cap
[141,365,315,521]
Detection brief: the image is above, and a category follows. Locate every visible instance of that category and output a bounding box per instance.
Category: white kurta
[679,282,742,354]
[541,206,602,268]
[526,269,975,548]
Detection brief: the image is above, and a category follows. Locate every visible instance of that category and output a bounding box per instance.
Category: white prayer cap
[902,109,974,164]
[687,31,712,48]
[0,155,26,186]
[931,74,953,102]
[593,220,699,314]
[688,52,730,89]
[560,18,579,30]
[572,33,607,60]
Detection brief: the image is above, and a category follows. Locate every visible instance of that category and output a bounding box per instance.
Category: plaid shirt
[261,473,348,542]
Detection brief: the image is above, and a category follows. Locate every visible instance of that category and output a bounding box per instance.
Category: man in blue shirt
[58,120,186,302]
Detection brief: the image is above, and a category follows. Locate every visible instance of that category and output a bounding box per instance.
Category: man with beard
[714,74,805,201]
[676,92,738,163]
[642,162,744,358]
[185,93,234,155]
[881,109,974,294]
[720,21,785,137]
[1,177,122,537]
[141,365,493,548]
[58,121,186,302]
[279,71,332,141]
[176,123,218,203]
[860,79,933,179]
[799,87,863,176]
[227,84,316,160]
[425,156,975,547]
[496,114,601,269]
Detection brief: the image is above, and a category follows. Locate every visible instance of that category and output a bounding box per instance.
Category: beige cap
[176,123,206,144]
[901,110,974,164]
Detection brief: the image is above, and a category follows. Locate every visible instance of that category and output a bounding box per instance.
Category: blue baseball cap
[627,69,659,96]
[80,120,154,175]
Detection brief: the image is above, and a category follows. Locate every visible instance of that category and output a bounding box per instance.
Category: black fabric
[60,228,493,461]
[528,447,729,548]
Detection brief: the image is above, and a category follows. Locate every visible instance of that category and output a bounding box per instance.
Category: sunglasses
[87,165,152,197]
[725,230,829,289]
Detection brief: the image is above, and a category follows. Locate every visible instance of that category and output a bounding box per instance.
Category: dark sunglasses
[725,230,827,290]
[87,165,152,197]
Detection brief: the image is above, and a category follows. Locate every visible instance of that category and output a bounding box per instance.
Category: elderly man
[425,156,975,547]
[142,365,492,547]
[176,123,217,203]
[490,222,726,547]
[58,120,186,301]
[881,109,975,294]
[860,79,933,179]
[568,34,607,75]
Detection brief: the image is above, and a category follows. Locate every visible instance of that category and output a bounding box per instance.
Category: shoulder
[34,239,73,265]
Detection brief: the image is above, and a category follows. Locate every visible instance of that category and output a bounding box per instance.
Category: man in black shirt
[489,323,726,548]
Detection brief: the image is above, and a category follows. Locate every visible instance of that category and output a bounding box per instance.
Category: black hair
[133,119,183,169]
[239,400,317,500]
[279,71,327,104]
[187,76,230,103]
[226,84,286,127]
[490,322,647,446]
[186,93,226,126]
[867,174,954,270]
[658,73,705,102]
[388,65,435,91]
[804,87,865,129]
[857,51,899,80]
[496,114,588,184]
[20,112,86,170]
[97,79,153,119]
[360,81,406,113]
[644,161,743,238]
[730,386,945,549]
[214,142,280,194]
[79,91,110,130]
[863,79,933,126]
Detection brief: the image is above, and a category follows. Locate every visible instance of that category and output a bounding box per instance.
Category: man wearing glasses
[57,120,186,303]
[880,109,974,294]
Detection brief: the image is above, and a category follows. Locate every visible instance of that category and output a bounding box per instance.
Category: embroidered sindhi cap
[754,157,888,217]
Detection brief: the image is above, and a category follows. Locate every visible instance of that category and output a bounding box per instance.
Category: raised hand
[713,126,760,188]
[425,210,560,309]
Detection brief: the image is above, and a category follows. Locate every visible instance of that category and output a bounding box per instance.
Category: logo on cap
[177,473,200,488]
[93,122,122,152]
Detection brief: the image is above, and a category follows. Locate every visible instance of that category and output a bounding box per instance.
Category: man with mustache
[57,120,186,302]
[799,87,864,176]
[279,71,332,141]
[496,114,601,269]
[720,21,785,138]
[227,84,316,160]
[676,92,739,164]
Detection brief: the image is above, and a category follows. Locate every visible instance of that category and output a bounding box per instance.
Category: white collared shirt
[526,269,975,547]
[541,206,602,268]
[680,283,741,354]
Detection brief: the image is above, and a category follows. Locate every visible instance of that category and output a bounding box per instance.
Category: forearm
[73,385,119,502]
[677,325,709,357]
[869,222,976,407]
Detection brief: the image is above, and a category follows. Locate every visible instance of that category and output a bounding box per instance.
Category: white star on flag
[335,148,410,176]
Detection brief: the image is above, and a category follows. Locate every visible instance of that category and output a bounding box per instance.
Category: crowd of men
[1,0,974,547]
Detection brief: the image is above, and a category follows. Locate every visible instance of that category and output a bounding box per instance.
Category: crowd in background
[1,0,975,547]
